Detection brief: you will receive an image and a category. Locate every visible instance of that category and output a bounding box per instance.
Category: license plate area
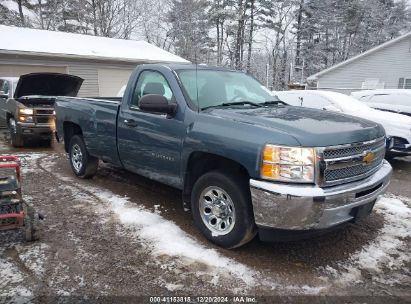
[350,200,376,221]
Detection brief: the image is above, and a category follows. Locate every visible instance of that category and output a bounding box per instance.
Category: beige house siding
[97,68,134,96]
[0,54,138,97]
[312,37,411,93]
[67,63,99,96]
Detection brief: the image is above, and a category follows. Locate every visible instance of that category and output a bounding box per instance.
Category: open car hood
[14,73,83,98]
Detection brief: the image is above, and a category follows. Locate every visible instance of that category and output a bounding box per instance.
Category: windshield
[177,70,278,109]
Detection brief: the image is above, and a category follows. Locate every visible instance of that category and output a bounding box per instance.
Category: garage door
[0,64,67,77]
[98,68,134,97]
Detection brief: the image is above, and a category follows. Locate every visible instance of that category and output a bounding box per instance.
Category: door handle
[124,119,138,127]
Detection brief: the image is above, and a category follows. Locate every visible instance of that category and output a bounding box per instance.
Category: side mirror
[139,94,177,116]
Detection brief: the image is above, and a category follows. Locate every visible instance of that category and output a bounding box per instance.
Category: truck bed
[55,97,122,165]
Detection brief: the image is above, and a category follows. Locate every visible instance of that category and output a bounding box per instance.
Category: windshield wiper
[201,101,262,110]
[221,101,263,107]
[261,100,286,106]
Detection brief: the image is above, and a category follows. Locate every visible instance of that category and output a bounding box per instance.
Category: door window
[392,94,411,106]
[130,70,173,108]
[369,94,390,104]
[0,80,9,95]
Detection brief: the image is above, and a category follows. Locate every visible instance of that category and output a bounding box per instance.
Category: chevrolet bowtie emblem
[363,151,375,164]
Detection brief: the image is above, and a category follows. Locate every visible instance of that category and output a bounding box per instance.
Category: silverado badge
[362,151,375,165]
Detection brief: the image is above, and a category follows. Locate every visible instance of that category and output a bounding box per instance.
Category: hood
[205,106,385,147]
[14,73,83,99]
[356,108,411,126]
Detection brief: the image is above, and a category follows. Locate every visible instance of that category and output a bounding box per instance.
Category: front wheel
[191,171,256,248]
[42,137,52,147]
[68,135,98,178]
[8,118,24,147]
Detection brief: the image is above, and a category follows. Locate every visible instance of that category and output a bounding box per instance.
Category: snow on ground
[55,178,332,294]
[0,152,47,174]
[165,283,184,292]
[97,190,258,285]
[17,243,49,277]
[0,256,32,297]
[323,195,411,285]
[35,155,259,287]
[72,185,259,288]
[19,153,48,174]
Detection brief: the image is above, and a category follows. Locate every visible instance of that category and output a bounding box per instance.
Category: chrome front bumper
[250,161,392,231]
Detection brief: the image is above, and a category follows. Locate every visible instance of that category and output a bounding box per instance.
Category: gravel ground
[0,131,410,303]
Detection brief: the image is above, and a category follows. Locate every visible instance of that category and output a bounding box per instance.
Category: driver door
[117,70,186,188]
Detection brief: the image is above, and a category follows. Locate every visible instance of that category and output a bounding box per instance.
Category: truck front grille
[35,109,54,115]
[323,138,385,159]
[319,137,386,186]
[33,108,54,125]
[36,117,51,124]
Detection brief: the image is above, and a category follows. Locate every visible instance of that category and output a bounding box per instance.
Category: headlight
[19,108,33,115]
[261,145,316,183]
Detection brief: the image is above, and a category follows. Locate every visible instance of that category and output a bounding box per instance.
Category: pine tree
[168,0,213,63]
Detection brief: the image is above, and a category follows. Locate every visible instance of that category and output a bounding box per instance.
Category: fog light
[19,116,33,123]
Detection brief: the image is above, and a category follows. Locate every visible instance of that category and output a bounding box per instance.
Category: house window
[398,78,411,89]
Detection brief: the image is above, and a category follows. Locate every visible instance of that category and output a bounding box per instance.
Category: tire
[42,137,52,147]
[68,135,98,178]
[8,118,24,147]
[191,171,256,248]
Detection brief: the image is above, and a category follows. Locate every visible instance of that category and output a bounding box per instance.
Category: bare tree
[234,0,246,69]
[17,0,25,25]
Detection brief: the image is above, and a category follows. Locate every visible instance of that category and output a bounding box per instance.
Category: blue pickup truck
[55,64,392,248]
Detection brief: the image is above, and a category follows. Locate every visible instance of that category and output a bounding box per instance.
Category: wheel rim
[9,119,16,134]
[199,186,236,236]
[71,144,83,172]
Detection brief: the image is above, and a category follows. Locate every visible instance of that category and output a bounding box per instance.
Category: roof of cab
[140,63,239,72]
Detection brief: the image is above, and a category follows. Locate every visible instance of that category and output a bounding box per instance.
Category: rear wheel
[191,171,256,248]
[69,135,98,178]
[8,118,24,147]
